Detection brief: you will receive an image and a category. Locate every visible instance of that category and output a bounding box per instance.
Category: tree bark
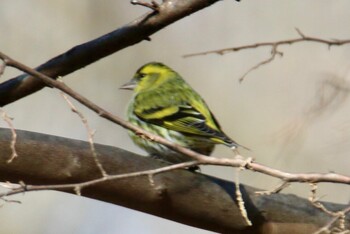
[0,128,347,233]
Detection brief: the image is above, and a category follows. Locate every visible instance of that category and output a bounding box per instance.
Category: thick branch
[0,0,221,106]
[0,128,348,233]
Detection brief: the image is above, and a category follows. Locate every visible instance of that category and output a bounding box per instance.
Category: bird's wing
[134,100,235,146]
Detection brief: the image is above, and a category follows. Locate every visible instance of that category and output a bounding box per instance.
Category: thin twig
[148,174,156,187]
[0,161,199,198]
[131,0,160,11]
[60,92,108,178]
[184,28,350,58]
[313,205,350,234]
[239,45,283,83]
[0,197,21,207]
[309,183,335,216]
[184,28,350,82]
[234,168,252,226]
[255,181,290,196]
[310,183,349,233]
[0,59,6,76]
[0,108,18,163]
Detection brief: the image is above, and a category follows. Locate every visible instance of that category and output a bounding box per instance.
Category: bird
[121,62,247,165]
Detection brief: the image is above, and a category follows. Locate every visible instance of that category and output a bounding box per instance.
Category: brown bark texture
[0,128,347,233]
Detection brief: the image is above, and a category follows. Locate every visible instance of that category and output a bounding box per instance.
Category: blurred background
[1,1,350,233]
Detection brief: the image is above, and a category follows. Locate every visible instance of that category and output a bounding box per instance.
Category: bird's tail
[216,131,250,151]
[229,141,250,151]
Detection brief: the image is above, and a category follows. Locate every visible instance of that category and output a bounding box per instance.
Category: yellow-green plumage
[121,62,243,164]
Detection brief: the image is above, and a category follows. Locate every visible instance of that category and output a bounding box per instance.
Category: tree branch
[2,52,350,232]
[0,0,221,107]
[183,28,350,58]
[184,28,350,82]
[0,128,348,233]
[60,92,107,177]
[1,51,350,186]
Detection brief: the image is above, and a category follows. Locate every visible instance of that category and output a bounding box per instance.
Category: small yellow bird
[121,62,246,164]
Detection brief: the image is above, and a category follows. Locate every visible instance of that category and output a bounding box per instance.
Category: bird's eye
[139,73,146,79]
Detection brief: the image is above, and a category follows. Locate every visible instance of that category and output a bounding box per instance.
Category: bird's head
[120,62,178,93]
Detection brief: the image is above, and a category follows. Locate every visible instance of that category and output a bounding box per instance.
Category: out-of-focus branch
[0,0,222,106]
[0,128,348,233]
[184,28,350,82]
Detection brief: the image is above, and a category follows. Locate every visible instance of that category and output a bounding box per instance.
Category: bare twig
[184,28,350,82]
[0,197,21,207]
[148,174,156,187]
[310,184,349,233]
[184,28,350,58]
[238,45,283,83]
[309,183,335,216]
[0,59,6,76]
[0,161,199,198]
[60,92,108,178]
[131,0,160,11]
[234,168,252,226]
[0,108,18,163]
[255,181,291,196]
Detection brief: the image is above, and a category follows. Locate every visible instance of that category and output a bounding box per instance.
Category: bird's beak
[120,79,136,90]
